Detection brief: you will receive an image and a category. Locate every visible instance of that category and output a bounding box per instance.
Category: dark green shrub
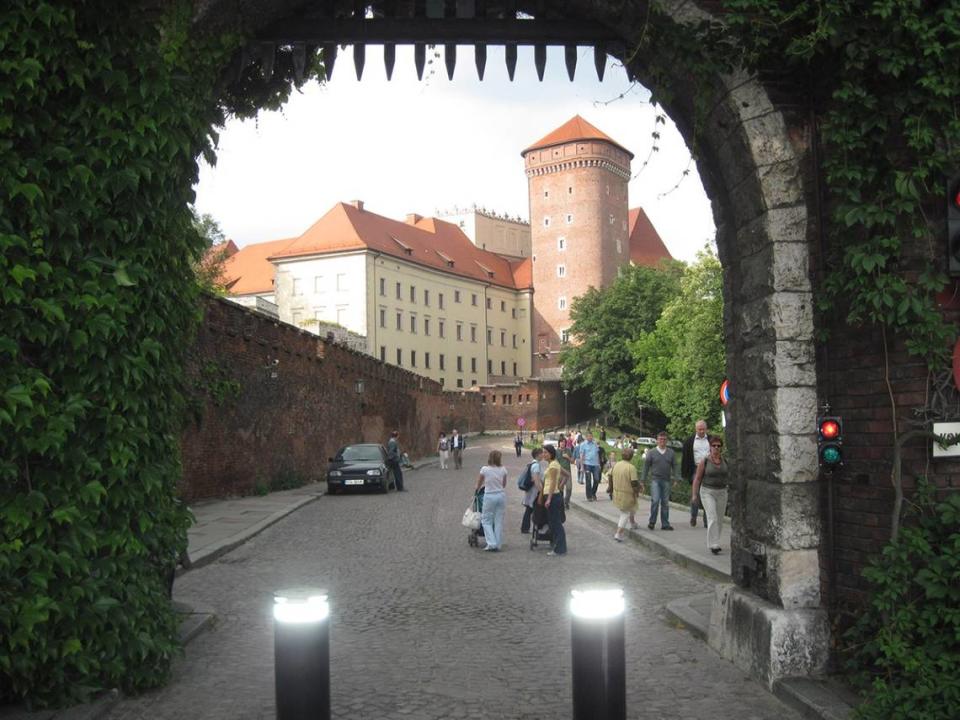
[844,484,960,719]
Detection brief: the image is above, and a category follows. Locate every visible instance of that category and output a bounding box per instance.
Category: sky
[194,44,716,262]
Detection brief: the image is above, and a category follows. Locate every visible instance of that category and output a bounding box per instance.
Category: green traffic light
[822,446,842,464]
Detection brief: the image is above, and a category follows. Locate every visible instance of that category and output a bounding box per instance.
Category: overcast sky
[194,44,715,262]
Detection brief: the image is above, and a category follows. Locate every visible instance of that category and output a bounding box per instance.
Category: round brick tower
[522,115,633,377]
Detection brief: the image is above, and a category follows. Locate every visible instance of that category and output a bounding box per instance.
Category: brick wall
[180,297,482,500]
[478,381,592,432]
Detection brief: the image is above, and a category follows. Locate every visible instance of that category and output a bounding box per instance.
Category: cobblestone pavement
[102,439,800,720]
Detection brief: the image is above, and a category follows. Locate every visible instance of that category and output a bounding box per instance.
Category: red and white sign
[517,417,526,428]
[720,379,730,406]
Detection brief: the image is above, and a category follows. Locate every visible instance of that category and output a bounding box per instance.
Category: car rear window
[339,446,382,462]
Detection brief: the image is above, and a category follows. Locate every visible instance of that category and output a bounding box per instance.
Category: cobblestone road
[103,439,799,720]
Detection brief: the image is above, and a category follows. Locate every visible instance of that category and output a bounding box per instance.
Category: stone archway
[195,0,826,686]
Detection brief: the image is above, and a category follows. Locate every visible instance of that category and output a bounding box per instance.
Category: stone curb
[771,678,856,720]
[569,500,730,583]
[183,493,321,572]
[663,592,712,642]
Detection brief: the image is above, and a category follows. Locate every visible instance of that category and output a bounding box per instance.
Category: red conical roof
[522,115,633,158]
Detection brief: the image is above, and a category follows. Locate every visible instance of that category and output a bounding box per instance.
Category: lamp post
[570,586,626,720]
[563,388,569,429]
[273,588,331,720]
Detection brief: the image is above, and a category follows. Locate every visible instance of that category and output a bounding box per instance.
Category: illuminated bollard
[570,586,626,720]
[273,589,330,720]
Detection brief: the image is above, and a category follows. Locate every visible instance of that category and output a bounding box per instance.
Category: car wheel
[380,475,390,494]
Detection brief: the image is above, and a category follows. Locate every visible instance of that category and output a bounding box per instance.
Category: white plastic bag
[461,506,481,530]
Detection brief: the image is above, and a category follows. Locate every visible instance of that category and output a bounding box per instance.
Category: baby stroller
[467,488,486,548]
[529,498,554,550]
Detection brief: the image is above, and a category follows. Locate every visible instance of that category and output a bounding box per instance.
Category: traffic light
[817,416,843,468]
[948,174,960,276]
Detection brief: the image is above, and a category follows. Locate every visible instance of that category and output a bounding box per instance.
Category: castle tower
[521,115,633,377]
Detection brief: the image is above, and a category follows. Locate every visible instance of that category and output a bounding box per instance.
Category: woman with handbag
[540,445,567,556]
[437,431,450,470]
[612,447,644,542]
[475,450,508,551]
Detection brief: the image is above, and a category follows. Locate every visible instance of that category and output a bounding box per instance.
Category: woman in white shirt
[475,450,508,551]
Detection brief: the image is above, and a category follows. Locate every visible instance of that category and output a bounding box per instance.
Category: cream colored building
[254,201,533,388]
[438,207,532,259]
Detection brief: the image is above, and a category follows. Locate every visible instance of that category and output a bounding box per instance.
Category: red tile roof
[628,208,673,266]
[220,237,296,295]
[267,202,533,290]
[522,115,633,158]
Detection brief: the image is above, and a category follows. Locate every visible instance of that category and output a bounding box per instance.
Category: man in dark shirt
[386,430,404,491]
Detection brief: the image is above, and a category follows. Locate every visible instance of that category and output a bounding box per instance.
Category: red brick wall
[478,381,592,431]
[180,297,482,500]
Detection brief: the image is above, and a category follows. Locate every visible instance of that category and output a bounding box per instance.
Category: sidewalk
[567,484,731,582]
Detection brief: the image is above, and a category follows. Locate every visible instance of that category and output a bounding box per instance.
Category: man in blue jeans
[579,431,602,502]
[386,429,404,491]
[642,431,676,529]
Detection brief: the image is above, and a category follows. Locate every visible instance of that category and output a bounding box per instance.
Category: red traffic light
[819,419,840,440]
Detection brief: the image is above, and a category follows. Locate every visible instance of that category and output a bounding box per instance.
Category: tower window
[558,296,567,310]
[558,237,566,251]
[557,265,566,278]
[568,186,573,194]
[544,189,549,198]
[543,217,550,228]
[566,214,573,224]
[616,239,623,254]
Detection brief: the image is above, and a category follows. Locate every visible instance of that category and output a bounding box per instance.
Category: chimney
[405,213,422,225]
[349,200,364,211]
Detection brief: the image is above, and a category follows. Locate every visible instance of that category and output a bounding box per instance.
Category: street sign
[517,417,526,427]
[720,379,730,406]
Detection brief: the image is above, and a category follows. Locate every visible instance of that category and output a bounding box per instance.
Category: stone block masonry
[180,297,482,500]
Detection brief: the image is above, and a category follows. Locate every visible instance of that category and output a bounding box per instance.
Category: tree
[560,261,684,428]
[190,207,232,293]
[632,248,725,437]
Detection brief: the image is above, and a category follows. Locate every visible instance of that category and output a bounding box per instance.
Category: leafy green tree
[190,207,231,293]
[632,248,725,437]
[560,261,684,427]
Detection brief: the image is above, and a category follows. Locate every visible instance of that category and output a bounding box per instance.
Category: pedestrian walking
[450,428,465,469]
[691,435,729,554]
[514,432,524,457]
[681,420,710,527]
[540,445,567,556]
[475,450,508,551]
[642,431,675,529]
[437,431,450,470]
[579,431,602,501]
[558,440,574,509]
[520,447,545,534]
[612,447,643,542]
[386,429,405,491]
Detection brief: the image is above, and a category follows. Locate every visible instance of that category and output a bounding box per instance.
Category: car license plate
[344,479,364,485]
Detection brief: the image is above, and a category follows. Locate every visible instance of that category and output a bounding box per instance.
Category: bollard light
[274,588,331,720]
[570,586,626,720]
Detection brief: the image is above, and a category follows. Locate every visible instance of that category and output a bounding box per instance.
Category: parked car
[326,443,396,494]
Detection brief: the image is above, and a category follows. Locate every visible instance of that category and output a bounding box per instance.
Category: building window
[470,325,477,343]
[457,356,463,372]
[424,289,430,306]
[379,308,386,328]
[527,393,532,402]
[557,265,566,278]
[616,239,623,254]
[314,276,324,293]
[410,314,417,334]
[609,213,615,225]
[456,323,463,341]
[487,327,492,345]
[439,320,445,338]
[425,352,431,369]
[395,282,401,299]
[379,278,385,296]
[544,189,549,198]
[292,310,302,325]
[410,285,416,302]
[568,186,573,194]
[337,273,348,290]
[486,297,491,309]
[292,278,303,296]
[471,379,477,386]
[558,296,567,310]
[336,306,347,325]
[471,357,477,373]
[500,330,506,346]
[440,354,446,370]
[491,394,497,404]
[561,329,570,344]
[500,300,506,312]
[396,312,403,330]
[380,346,386,362]
[511,308,517,319]
[456,379,463,388]
[424,318,431,336]
[471,293,478,306]
[565,214,573,224]
[314,308,325,321]
[543,217,550,227]
[396,348,402,365]
[454,290,461,303]
[512,333,517,348]
[558,237,566,251]
[513,362,517,375]
[487,359,492,373]
[501,361,506,375]
[411,350,417,367]
[439,292,445,309]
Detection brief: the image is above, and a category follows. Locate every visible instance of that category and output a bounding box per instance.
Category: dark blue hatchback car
[326,443,396,494]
